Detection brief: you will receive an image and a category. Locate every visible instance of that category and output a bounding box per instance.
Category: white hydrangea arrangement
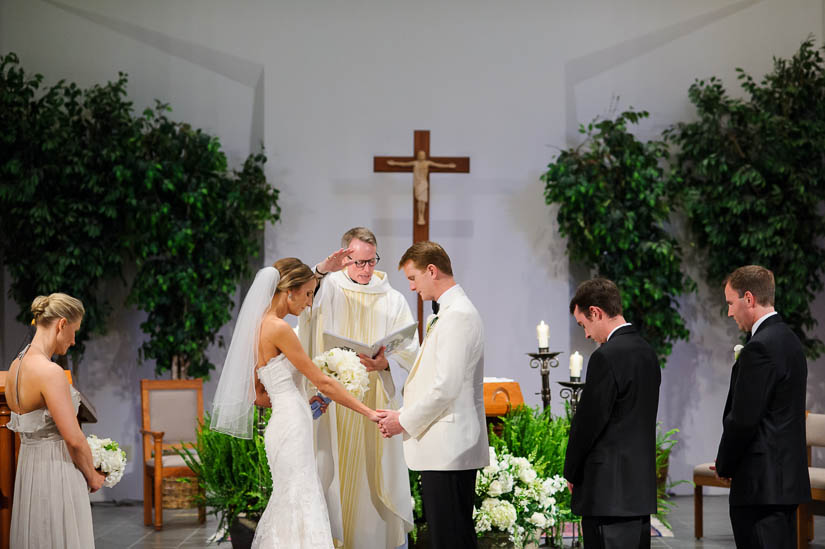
[474,446,566,548]
[312,347,370,401]
[87,434,127,488]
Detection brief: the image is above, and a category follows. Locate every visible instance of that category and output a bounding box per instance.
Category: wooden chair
[797,411,825,549]
[140,379,205,530]
[692,460,730,539]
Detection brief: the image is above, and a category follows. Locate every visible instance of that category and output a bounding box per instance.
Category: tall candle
[569,351,583,378]
[536,321,549,349]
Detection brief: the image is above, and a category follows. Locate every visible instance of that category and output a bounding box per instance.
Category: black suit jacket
[563,325,661,516]
[715,314,811,506]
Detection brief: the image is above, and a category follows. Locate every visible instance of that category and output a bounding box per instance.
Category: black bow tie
[745,331,752,343]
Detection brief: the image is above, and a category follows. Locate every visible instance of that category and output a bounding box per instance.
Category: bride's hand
[309,395,330,417]
[317,247,354,274]
[367,409,382,423]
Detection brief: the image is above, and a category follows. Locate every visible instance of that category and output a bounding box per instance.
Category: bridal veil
[210,266,280,439]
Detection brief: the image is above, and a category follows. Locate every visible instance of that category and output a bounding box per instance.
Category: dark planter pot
[478,530,514,548]
[229,517,257,549]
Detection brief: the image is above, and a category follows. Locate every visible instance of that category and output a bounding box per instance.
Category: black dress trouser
[730,504,797,549]
[420,469,478,549]
[581,515,651,549]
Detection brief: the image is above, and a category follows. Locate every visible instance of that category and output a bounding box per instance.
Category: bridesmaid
[7,293,105,548]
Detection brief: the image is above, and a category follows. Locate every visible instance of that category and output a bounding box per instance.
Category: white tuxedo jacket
[399,284,489,471]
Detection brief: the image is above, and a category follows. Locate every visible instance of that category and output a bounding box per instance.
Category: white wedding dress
[252,354,334,548]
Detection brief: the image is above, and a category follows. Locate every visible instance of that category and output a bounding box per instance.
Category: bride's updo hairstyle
[31,293,85,327]
[273,258,316,293]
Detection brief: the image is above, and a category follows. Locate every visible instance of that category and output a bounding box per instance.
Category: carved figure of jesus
[387,150,456,225]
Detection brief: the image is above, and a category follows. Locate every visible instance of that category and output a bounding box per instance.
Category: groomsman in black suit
[564,278,661,549]
[715,265,810,548]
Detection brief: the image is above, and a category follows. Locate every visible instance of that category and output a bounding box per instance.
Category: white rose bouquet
[87,434,127,488]
[473,446,566,548]
[312,347,370,401]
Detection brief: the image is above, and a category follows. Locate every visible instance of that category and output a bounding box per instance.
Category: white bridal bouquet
[312,347,370,401]
[474,446,566,548]
[87,434,127,488]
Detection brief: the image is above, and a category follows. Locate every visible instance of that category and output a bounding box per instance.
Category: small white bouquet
[87,434,127,488]
[312,347,370,401]
[474,446,566,548]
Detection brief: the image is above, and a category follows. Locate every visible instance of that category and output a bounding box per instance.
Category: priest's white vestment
[298,270,418,549]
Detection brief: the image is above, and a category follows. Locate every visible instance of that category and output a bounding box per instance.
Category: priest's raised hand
[314,246,354,276]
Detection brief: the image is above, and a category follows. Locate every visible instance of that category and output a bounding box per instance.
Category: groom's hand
[359,347,389,372]
[377,409,405,438]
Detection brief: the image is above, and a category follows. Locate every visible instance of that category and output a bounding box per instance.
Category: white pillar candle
[536,320,549,348]
[569,351,583,378]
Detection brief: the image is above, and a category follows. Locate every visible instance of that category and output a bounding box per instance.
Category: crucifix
[373,130,470,340]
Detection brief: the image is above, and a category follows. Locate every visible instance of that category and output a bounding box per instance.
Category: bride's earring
[288,293,293,301]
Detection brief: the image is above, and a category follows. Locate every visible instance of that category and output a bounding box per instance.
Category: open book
[323,321,418,358]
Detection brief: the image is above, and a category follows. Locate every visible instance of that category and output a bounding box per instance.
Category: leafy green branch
[542,109,695,365]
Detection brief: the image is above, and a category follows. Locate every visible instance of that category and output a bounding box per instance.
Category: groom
[378,241,488,549]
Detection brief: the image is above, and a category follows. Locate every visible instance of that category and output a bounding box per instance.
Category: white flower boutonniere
[734,344,744,361]
[426,315,439,335]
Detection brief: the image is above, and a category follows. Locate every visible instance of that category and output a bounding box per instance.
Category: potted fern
[179,410,271,548]
[654,424,688,528]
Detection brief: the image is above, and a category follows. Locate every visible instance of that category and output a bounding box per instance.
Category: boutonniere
[426,315,439,335]
[734,344,744,361]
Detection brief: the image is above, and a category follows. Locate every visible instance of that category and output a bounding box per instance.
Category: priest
[298,227,418,549]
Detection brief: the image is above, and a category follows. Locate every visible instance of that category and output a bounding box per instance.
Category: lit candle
[569,351,583,378]
[536,321,549,349]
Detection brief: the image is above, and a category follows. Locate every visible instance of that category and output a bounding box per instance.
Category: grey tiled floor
[92,496,825,548]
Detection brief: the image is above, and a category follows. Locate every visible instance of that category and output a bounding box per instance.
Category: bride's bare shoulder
[260,314,294,339]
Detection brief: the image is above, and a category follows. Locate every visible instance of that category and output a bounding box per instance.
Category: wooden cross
[373,130,470,339]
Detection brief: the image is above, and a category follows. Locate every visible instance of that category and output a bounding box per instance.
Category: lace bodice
[257,354,307,401]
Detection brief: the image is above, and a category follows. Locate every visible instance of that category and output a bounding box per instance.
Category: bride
[211,257,379,548]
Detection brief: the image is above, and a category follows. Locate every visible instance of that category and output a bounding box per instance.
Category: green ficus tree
[0,53,139,370]
[542,109,694,365]
[666,37,825,358]
[127,102,281,379]
[0,54,281,378]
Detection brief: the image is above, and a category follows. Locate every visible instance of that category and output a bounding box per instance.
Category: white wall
[1,0,823,500]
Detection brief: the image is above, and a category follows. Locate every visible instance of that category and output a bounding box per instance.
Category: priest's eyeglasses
[348,254,380,268]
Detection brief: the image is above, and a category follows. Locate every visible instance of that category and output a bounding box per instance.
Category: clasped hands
[309,398,404,439]
[375,409,405,438]
[709,463,732,487]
